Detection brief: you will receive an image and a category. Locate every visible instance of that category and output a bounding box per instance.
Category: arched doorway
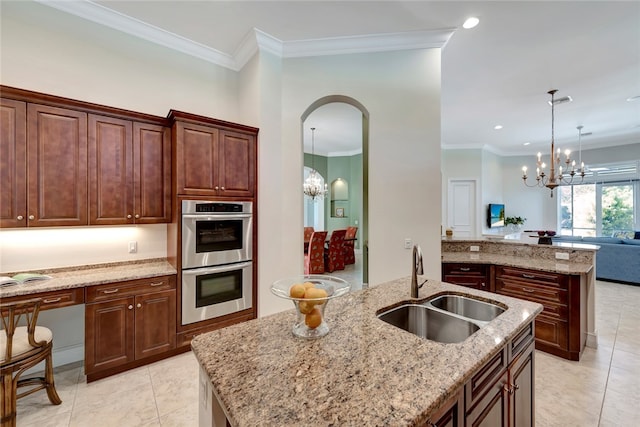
[301,96,370,286]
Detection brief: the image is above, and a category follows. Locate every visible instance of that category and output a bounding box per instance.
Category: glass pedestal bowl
[271,275,351,339]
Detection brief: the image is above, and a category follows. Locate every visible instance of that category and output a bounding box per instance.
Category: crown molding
[36,0,455,72]
[282,29,455,58]
[36,0,238,69]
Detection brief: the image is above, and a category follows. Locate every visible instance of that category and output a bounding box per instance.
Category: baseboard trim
[23,344,85,376]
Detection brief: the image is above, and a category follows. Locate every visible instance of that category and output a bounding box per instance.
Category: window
[559,161,639,237]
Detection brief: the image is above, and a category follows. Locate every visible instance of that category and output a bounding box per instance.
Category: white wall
[281,50,443,286]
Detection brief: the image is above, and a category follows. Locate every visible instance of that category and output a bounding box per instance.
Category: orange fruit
[289,284,306,298]
[305,308,322,329]
[298,300,315,314]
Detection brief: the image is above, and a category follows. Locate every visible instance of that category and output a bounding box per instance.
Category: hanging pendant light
[521,89,586,197]
[303,127,328,201]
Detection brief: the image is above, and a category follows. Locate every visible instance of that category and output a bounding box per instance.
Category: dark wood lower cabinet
[442,263,491,291]
[465,331,535,427]
[426,322,535,427]
[426,390,463,427]
[85,276,177,381]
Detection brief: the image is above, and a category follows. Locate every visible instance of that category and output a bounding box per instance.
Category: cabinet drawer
[443,263,486,276]
[2,288,85,311]
[509,322,534,363]
[443,275,489,291]
[465,346,508,411]
[495,277,568,305]
[86,275,175,303]
[496,266,568,289]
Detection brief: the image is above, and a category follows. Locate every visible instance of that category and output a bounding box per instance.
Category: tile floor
[15,278,640,426]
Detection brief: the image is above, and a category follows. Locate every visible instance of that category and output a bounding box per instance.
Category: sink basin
[377,304,480,343]
[427,294,505,322]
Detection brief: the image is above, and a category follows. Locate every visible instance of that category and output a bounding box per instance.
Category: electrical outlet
[555,252,569,260]
[404,238,412,249]
[470,245,480,252]
[128,241,137,254]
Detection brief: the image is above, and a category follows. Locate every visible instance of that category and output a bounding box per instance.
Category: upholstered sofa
[552,235,640,284]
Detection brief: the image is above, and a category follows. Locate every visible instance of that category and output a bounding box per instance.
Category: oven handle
[182,213,252,220]
[181,261,253,276]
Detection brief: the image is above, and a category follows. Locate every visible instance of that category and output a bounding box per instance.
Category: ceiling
[31,1,640,157]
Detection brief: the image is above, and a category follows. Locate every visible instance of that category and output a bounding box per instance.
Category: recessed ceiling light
[523,142,531,146]
[463,17,480,29]
[494,125,503,130]
[627,95,640,102]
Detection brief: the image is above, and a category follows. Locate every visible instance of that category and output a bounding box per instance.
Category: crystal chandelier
[303,127,328,201]
[522,89,585,197]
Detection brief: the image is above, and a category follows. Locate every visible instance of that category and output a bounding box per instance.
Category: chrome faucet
[411,244,425,298]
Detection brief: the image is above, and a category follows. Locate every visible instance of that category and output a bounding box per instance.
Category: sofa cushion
[582,236,624,244]
[622,239,640,246]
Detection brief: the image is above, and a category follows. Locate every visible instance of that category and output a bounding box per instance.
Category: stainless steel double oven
[181,200,253,325]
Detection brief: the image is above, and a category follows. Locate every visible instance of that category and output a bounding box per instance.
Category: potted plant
[505,216,526,232]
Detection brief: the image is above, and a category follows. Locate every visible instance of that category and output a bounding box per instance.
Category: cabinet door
[175,121,219,196]
[218,130,255,197]
[134,122,171,223]
[428,390,463,427]
[466,370,509,427]
[0,98,27,228]
[509,341,535,427]
[85,296,135,375]
[27,104,88,227]
[89,114,133,225]
[134,289,176,359]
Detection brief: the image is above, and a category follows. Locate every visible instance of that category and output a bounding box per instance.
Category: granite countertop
[191,277,543,427]
[443,236,600,251]
[0,258,177,298]
[441,252,594,274]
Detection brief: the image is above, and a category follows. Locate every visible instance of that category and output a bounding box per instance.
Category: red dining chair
[304,231,328,274]
[324,229,347,273]
[343,226,358,265]
[303,227,314,242]
[303,227,314,254]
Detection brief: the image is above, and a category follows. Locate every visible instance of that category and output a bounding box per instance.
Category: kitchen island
[191,276,543,426]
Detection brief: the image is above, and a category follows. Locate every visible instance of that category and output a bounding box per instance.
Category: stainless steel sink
[427,294,505,322]
[377,304,480,343]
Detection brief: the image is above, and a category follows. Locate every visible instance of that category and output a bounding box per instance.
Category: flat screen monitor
[488,203,505,228]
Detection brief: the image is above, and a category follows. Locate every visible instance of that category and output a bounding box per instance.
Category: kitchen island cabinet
[191,277,542,427]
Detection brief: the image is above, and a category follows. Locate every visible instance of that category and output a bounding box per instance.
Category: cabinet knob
[220,186,225,191]
[481,282,486,288]
[135,214,140,219]
[127,214,132,219]
[214,186,219,190]
[128,305,133,310]
[136,303,142,308]
[28,215,35,220]
[17,215,24,220]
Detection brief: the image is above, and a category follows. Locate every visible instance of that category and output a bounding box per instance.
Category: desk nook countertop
[191,277,543,427]
[0,258,176,298]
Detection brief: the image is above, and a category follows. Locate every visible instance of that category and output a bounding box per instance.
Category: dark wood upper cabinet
[218,130,256,197]
[89,115,170,225]
[89,114,134,225]
[171,111,257,198]
[27,103,88,227]
[133,122,171,223]
[0,98,27,228]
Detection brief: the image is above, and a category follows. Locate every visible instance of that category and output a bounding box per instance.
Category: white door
[448,180,476,237]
